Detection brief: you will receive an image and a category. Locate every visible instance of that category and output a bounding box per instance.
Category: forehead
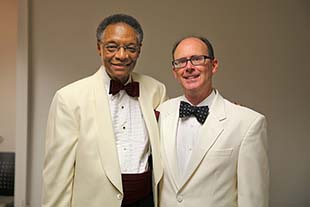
[174,38,208,59]
[102,22,138,43]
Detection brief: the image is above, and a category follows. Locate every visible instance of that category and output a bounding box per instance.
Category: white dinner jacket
[42,67,167,207]
[158,90,269,207]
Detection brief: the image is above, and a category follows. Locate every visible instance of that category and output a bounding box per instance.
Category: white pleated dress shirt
[101,67,150,174]
[176,90,216,177]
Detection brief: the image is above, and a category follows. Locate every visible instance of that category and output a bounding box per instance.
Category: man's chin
[105,63,135,82]
[182,81,201,91]
[111,64,130,70]
[182,78,200,86]
[111,70,134,83]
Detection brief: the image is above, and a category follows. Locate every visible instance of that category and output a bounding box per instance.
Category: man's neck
[108,74,130,84]
[185,88,213,106]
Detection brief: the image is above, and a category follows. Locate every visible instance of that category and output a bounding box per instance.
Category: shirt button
[177,195,183,202]
[122,126,126,130]
[117,193,123,200]
[121,106,124,109]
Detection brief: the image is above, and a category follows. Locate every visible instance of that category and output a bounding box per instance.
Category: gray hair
[96,13,143,44]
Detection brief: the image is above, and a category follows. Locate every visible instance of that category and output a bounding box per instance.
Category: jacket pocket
[207,148,233,158]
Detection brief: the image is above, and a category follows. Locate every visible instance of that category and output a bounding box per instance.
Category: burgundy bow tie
[109,79,140,97]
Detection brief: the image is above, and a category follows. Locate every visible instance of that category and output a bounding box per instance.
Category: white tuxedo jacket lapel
[161,103,180,189]
[93,70,123,193]
[133,73,163,186]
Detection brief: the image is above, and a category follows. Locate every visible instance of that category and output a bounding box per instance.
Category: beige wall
[0,0,17,152]
[27,0,309,207]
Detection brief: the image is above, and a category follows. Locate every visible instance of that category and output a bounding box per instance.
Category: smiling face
[97,23,141,83]
[173,37,218,103]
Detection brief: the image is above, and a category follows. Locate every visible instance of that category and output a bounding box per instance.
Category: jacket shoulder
[157,97,181,113]
[133,72,167,107]
[58,74,94,93]
[223,97,266,122]
[54,73,97,105]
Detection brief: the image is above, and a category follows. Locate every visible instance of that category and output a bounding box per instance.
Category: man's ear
[137,43,142,57]
[97,43,101,56]
[211,58,219,74]
[172,68,178,79]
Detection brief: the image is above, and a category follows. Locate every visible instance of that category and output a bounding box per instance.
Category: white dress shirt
[101,67,150,174]
[176,90,216,177]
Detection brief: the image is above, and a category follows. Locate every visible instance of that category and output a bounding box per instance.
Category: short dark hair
[172,36,215,60]
[96,13,143,44]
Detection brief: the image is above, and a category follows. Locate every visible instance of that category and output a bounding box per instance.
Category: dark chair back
[0,152,15,196]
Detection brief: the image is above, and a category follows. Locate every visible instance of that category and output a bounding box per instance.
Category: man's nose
[115,47,128,60]
[185,60,194,72]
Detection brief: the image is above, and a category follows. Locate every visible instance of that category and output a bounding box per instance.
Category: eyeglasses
[99,42,140,54]
[172,55,213,69]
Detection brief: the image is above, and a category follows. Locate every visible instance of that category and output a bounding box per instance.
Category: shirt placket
[119,93,131,172]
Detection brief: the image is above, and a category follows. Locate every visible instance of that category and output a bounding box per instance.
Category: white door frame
[15,0,28,206]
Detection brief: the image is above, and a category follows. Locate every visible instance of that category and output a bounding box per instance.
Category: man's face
[173,37,218,97]
[97,23,141,83]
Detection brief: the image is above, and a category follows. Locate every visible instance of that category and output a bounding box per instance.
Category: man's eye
[105,45,118,50]
[174,62,181,66]
[191,56,202,61]
[178,59,187,64]
[126,46,137,52]
[174,59,185,66]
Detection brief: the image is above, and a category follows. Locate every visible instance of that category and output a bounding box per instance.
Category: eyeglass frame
[98,41,141,54]
[172,55,214,69]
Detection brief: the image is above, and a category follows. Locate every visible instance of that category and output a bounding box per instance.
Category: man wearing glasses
[42,14,167,207]
[158,36,269,207]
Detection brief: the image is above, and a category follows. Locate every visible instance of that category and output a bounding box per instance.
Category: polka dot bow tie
[109,79,140,97]
[179,101,209,124]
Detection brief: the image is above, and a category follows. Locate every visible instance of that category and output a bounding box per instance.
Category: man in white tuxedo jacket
[158,36,269,207]
[42,14,166,207]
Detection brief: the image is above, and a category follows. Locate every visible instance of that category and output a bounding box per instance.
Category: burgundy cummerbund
[121,169,152,205]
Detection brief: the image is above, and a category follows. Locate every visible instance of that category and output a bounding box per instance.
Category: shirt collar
[100,65,132,92]
[181,89,216,107]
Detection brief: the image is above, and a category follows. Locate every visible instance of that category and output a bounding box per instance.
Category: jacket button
[177,195,183,202]
[117,193,123,200]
